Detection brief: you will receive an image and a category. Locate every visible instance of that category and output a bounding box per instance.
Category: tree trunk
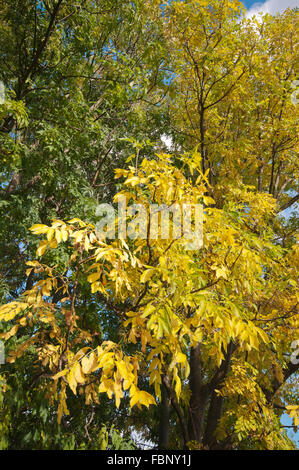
[158,384,170,449]
[203,341,235,448]
[188,343,208,443]
[203,392,224,448]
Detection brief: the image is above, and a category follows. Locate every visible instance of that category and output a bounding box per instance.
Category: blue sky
[244,0,262,6]
[244,0,266,6]
[243,0,299,16]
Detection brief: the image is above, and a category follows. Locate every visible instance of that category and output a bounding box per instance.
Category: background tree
[0,0,170,449]
[159,0,298,448]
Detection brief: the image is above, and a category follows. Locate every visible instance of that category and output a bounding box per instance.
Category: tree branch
[278,193,299,213]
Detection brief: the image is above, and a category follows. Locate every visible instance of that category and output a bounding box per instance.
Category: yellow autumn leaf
[176,352,187,363]
[73,362,85,384]
[47,228,55,241]
[52,369,68,380]
[30,224,49,234]
[87,272,102,283]
[36,241,48,257]
[140,269,155,283]
[137,390,156,408]
[175,376,181,399]
[67,370,77,395]
[81,352,98,374]
[0,324,19,340]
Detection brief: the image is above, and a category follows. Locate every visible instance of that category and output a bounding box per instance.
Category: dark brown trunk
[188,343,208,443]
[257,161,263,192]
[162,375,190,446]
[203,341,236,448]
[203,392,224,448]
[269,143,277,195]
[199,107,206,175]
[158,384,170,449]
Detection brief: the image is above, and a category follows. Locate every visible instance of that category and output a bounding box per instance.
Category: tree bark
[163,375,190,447]
[203,341,236,448]
[188,343,208,443]
[203,392,224,449]
[158,384,170,449]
